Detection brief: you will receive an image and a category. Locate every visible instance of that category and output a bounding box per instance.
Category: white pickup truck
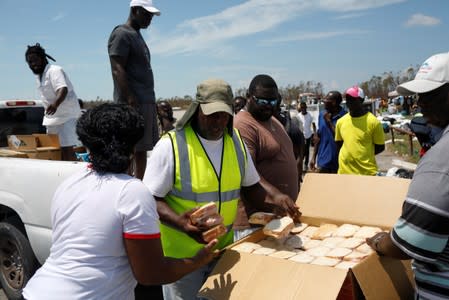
[0,99,85,299]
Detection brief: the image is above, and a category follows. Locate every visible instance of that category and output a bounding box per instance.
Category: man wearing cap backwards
[233,74,299,240]
[334,86,385,175]
[143,79,299,300]
[108,0,161,180]
[367,52,449,300]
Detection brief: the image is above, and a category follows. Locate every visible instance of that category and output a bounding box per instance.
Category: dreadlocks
[25,43,56,62]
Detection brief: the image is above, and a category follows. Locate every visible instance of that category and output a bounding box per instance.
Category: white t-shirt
[37,64,81,126]
[23,168,160,300]
[297,112,314,139]
[143,133,260,197]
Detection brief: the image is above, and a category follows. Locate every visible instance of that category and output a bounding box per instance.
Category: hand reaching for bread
[270,193,302,222]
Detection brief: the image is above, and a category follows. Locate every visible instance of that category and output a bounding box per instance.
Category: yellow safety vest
[161,124,247,258]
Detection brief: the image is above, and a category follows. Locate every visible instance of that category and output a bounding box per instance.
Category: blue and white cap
[397,52,449,95]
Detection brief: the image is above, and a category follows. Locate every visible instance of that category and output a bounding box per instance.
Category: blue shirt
[316,108,347,171]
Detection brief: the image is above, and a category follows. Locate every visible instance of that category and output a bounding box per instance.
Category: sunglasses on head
[252,96,278,106]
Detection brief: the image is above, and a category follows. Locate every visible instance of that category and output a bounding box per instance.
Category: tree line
[83,65,420,108]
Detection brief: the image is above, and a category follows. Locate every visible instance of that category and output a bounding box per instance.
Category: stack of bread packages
[190,202,227,242]
[232,212,384,270]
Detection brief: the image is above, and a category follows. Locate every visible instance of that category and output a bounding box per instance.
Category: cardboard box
[7,134,61,160]
[199,174,415,300]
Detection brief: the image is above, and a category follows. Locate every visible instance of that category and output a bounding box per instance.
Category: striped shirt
[391,125,449,299]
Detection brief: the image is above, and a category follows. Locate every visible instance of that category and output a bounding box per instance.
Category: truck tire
[0,221,39,300]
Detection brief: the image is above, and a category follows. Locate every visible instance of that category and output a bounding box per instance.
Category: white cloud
[333,13,366,20]
[151,0,407,56]
[404,13,441,27]
[51,12,66,22]
[260,30,369,45]
[317,0,406,12]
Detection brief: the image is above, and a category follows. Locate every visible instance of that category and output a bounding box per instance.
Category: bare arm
[125,236,217,285]
[109,55,137,107]
[241,182,300,220]
[46,87,68,115]
[155,196,206,243]
[366,232,410,260]
[309,133,320,171]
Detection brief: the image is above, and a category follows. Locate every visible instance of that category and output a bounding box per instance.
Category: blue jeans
[162,259,218,300]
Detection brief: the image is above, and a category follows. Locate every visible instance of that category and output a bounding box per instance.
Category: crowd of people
[21,0,449,299]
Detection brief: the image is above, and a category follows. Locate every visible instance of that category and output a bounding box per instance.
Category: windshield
[0,107,45,147]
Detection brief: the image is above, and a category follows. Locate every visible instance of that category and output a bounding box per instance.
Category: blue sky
[1,0,449,101]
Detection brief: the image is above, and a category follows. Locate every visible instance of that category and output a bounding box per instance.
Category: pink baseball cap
[345,86,365,99]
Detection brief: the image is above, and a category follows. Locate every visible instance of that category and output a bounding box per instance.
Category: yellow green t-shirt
[335,112,384,175]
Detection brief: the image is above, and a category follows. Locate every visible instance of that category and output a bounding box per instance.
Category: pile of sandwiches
[190,202,227,242]
[232,212,383,269]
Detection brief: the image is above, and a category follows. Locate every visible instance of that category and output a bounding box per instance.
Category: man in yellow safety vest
[143,78,299,300]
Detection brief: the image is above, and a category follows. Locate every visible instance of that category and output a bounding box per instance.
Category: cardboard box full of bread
[199,174,415,300]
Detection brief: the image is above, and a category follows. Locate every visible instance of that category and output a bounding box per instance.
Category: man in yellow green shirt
[335,86,385,175]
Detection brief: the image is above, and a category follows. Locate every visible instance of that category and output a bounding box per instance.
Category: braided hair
[76,103,144,174]
[25,43,56,63]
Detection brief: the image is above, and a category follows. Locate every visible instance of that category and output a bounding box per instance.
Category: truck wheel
[0,222,39,300]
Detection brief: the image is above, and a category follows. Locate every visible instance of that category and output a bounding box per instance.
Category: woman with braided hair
[22,104,218,300]
[25,43,82,160]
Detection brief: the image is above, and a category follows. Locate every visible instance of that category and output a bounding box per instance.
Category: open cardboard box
[7,134,61,160]
[199,173,415,300]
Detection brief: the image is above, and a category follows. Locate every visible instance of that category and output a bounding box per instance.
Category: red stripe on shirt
[123,232,161,240]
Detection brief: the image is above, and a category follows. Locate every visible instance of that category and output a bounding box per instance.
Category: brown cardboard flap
[7,135,38,150]
[297,174,410,229]
[199,250,348,300]
[33,134,60,147]
[352,254,415,300]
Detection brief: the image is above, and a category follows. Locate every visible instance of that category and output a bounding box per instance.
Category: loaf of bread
[248,212,276,225]
[290,223,309,234]
[343,251,368,262]
[321,237,346,248]
[311,257,340,267]
[353,226,382,239]
[190,202,218,225]
[306,246,331,257]
[288,252,314,264]
[197,214,223,227]
[333,224,360,238]
[355,243,375,255]
[298,226,319,237]
[268,250,297,259]
[326,247,352,259]
[263,216,294,239]
[312,224,338,240]
[337,237,365,249]
[202,224,227,242]
[232,242,261,253]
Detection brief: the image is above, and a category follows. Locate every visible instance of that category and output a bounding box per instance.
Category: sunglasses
[252,96,278,106]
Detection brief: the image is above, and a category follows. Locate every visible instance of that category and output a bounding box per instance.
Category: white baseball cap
[130,0,160,16]
[396,52,449,96]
